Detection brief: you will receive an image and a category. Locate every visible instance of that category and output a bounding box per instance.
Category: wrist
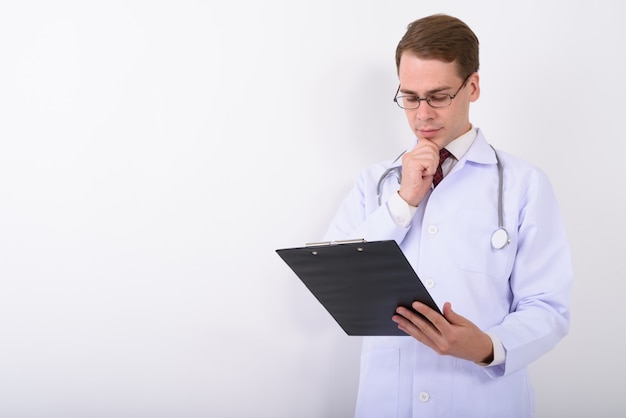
[474,334,495,366]
[479,349,494,365]
[397,189,419,208]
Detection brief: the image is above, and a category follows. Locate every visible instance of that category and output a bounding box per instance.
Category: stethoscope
[376,146,511,250]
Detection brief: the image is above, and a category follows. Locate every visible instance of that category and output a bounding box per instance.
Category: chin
[416,135,444,147]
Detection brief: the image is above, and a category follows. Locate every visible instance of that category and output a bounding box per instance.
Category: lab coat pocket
[453,366,534,418]
[451,212,516,281]
[354,348,399,418]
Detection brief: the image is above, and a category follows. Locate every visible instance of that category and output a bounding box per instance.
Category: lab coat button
[425,279,435,289]
[428,225,438,234]
[418,391,430,402]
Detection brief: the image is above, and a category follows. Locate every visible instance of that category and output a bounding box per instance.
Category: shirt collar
[391,125,489,168]
[443,125,477,161]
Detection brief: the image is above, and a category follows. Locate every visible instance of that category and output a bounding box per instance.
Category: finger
[395,305,437,333]
[441,302,469,326]
[416,138,439,152]
[408,139,438,158]
[403,154,437,178]
[392,310,439,348]
[391,312,416,331]
[411,302,449,331]
[392,312,428,338]
[442,302,456,321]
[417,144,440,174]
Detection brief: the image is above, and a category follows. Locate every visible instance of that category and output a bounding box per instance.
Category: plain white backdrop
[0,1,623,417]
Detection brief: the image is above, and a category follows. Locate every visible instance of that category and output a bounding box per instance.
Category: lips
[417,128,441,139]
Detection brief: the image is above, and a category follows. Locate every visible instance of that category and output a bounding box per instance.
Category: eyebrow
[399,85,453,96]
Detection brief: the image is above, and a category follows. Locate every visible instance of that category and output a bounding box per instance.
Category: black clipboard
[276,239,441,336]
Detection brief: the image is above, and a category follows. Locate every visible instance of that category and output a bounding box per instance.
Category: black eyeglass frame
[393,72,473,110]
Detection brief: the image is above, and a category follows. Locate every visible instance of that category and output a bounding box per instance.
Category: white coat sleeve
[323,165,411,245]
[485,167,573,378]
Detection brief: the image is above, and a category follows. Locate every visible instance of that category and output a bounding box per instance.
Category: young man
[324,14,572,418]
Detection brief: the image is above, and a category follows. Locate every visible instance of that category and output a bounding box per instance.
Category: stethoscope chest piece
[491,228,510,250]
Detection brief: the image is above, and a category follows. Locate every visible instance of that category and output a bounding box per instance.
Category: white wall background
[0,1,623,417]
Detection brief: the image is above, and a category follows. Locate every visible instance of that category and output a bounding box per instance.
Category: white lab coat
[324,129,572,418]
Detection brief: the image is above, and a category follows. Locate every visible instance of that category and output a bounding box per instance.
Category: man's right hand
[398,140,440,207]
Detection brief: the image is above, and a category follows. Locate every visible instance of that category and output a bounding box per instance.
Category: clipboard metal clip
[305,239,367,247]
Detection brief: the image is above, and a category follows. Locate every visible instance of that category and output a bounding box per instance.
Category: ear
[468,72,480,102]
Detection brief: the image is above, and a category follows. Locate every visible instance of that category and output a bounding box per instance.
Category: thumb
[442,302,460,323]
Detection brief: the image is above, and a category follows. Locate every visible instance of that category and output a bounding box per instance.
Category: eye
[427,94,450,105]
[403,96,419,103]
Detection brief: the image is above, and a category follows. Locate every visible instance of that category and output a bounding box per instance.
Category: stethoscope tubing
[376,145,510,249]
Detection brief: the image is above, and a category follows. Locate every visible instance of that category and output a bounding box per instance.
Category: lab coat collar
[463,128,498,165]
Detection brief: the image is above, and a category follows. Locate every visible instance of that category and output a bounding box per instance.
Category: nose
[415,101,436,120]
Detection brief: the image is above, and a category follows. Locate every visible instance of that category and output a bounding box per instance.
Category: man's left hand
[392,301,494,364]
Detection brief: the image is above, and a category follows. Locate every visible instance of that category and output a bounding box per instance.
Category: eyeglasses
[393,73,472,110]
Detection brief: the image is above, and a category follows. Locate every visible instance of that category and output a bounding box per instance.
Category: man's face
[397,52,479,149]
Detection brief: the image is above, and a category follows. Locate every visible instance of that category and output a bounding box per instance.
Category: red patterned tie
[433,148,451,187]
